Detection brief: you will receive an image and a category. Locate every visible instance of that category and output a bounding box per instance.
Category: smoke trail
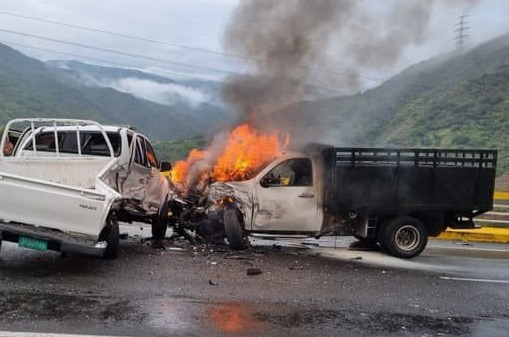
[174,0,483,193]
[222,0,355,121]
[222,0,481,120]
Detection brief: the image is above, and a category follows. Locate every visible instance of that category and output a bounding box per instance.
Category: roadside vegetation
[153,136,207,163]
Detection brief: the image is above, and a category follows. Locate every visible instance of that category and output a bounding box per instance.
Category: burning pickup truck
[198,144,497,258]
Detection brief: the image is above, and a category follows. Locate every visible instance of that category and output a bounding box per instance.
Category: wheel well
[375,212,445,238]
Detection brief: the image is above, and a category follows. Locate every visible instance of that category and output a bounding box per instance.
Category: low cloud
[79,75,211,107]
[110,78,210,107]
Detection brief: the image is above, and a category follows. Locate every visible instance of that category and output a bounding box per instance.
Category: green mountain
[280,34,509,174]
[2,34,509,174]
[0,43,234,141]
[0,43,104,122]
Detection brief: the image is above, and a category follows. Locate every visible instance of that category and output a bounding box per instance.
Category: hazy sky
[0,0,508,91]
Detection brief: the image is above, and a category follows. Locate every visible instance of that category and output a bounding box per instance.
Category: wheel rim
[394,225,420,251]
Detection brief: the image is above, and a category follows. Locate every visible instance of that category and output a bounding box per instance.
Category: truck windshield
[240,159,275,181]
[23,131,121,157]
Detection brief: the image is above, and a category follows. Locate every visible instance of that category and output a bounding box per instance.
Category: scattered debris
[247,267,262,276]
[272,244,282,251]
[351,256,363,260]
[224,254,255,261]
[167,247,186,252]
[209,279,218,285]
[152,240,165,250]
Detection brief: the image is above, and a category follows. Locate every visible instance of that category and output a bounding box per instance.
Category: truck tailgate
[0,172,118,238]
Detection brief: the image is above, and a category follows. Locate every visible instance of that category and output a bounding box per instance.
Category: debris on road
[247,267,262,276]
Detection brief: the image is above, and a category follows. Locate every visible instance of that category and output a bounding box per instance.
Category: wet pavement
[0,224,508,337]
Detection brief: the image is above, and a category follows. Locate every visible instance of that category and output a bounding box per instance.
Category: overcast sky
[0,0,508,91]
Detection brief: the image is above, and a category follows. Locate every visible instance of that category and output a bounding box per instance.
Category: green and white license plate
[18,236,48,251]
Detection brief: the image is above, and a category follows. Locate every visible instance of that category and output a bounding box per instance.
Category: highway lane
[0,225,507,337]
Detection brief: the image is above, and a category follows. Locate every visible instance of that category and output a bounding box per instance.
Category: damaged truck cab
[210,145,497,258]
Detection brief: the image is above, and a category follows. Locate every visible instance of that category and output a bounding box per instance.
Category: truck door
[120,135,164,214]
[252,158,323,233]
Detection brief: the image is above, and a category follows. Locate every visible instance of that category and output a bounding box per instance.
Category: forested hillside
[0,44,234,141]
[1,34,508,173]
[279,34,509,174]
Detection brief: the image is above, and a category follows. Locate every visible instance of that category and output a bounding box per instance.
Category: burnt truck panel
[213,144,497,258]
[312,146,497,215]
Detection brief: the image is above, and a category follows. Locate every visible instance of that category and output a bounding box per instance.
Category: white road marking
[0,333,130,337]
[432,246,509,253]
[439,276,509,284]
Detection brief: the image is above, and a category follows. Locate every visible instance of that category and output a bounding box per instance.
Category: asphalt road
[0,224,508,337]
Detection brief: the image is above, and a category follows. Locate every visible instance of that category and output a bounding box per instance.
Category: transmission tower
[455,14,470,50]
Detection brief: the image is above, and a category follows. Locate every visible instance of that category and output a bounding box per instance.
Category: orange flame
[171,123,289,186]
[169,148,205,183]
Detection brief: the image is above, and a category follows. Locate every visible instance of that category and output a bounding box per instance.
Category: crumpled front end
[208,181,254,230]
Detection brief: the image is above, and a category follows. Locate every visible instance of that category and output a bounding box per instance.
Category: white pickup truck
[0,118,171,259]
[210,145,497,258]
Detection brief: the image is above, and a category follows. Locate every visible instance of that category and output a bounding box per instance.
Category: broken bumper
[0,223,106,257]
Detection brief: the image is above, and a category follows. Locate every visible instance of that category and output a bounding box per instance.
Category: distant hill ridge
[0,43,235,141]
[1,34,508,173]
[278,34,509,173]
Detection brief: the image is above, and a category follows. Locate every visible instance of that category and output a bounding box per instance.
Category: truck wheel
[378,216,428,258]
[223,208,247,250]
[102,219,120,260]
[152,199,168,240]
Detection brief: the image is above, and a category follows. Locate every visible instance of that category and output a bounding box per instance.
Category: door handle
[298,193,315,198]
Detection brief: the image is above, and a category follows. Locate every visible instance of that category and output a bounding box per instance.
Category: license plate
[19,236,48,251]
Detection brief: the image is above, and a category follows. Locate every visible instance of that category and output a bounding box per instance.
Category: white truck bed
[0,119,122,256]
[0,157,120,238]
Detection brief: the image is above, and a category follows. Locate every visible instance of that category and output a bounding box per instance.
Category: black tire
[378,216,428,258]
[152,198,169,240]
[102,219,120,260]
[223,208,247,250]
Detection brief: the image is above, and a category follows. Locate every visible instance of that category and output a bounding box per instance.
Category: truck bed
[316,147,497,214]
[0,157,120,238]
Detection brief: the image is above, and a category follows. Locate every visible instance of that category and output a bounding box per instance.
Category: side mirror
[260,177,270,188]
[260,173,279,188]
[160,161,172,172]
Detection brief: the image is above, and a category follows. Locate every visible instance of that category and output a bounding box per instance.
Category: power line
[0,10,241,59]
[1,40,351,95]
[0,10,385,83]
[0,40,224,85]
[0,28,238,76]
